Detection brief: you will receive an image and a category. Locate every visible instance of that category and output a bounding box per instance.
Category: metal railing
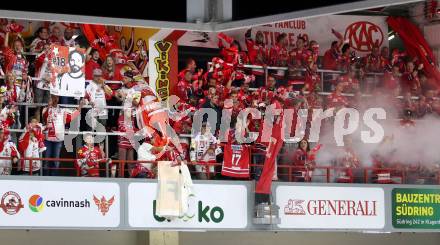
[206,62,385,94]
[3,156,439,185]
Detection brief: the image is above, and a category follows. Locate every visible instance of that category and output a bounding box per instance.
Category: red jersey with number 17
[222,143,251,178]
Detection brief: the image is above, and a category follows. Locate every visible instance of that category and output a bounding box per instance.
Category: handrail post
[28,158,32,176]
[288,165,292,182]
[364,168,368,183]
[119,160,125,178]
[325,167,330,183]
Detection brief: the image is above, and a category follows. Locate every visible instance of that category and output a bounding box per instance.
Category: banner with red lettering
[178,15,388,55]
[276,186,385,229]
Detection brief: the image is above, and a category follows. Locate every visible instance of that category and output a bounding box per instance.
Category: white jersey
[118,86,137,108]
[137,142,156,170]
[85,81,108,117]
[0,141,19,175]
[43,107,76,142]
[191,133,217,163]
[22,138,41,172]
[36,55,51,91]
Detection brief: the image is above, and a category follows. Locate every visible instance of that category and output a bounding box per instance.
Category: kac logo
[29,195,44,212]
[344,21,384,52]
[0,191,24,215]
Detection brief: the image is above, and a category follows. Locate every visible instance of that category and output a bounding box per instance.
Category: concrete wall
[0,230,438,245]
[179,231,440,245]
[0,230,143,245]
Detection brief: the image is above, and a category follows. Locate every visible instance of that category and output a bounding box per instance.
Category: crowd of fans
[0,21,439,185]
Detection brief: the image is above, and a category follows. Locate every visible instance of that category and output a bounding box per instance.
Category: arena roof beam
[0,0,424,32]
[0,9,215,32]
[215,0,424,31]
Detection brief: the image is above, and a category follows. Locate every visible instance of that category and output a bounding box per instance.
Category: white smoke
[314,92,440,169]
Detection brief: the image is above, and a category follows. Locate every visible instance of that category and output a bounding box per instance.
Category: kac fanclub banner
[0,180,120,228]
[276,186,385,229]
[178,15,388,55]
[49,44,86,97]
[128,183,248,229]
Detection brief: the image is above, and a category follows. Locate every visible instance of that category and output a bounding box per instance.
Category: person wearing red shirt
[2,31,28,81]
[323,41,340,70]
[288,36,307,68]
[327,84,349,110]
[245,28,269,87]
[205,72,233,105]
[270,33,289,82]
[302,63,321,93]
[391,49,406,71]
[383,64,401,92]
[178,58,203,81]
[401,61,421,95]
[49,26,62,44]
[221,126,252,179]
[336,139,360,183]
[338,44,352,72]
[381,46,391,71]
[217,32,248,66]
[364,46,383,72]
[76,133,110,177]
[30,27,50,53]
[257,75,277,105]
[85,48,101,80]
[288,36,308,81]
[338,66,360,93]
[101,56,121,90]
[176,70,193,101]
[307,40,319,66]
[291,139,316,182]
[170,100,195,135]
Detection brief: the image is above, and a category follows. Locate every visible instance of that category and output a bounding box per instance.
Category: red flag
[387,17,440,87]
[255,103,284,194]
[80,24,108,61]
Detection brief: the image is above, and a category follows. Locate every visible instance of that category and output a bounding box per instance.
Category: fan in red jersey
[302,63,321,93]
[221,121,251,179]
[76,133,111,177]
[336,138,360,183]
[245,28,269,87]
[178,58,203,82]
[364,45,384,73]
[291,139,321,182]
[327,83,349,110]
[270,33,289,81]
[338,65,360,93]
[400,61,422,95]
[217,32,248,66]
[2,31,28,81]
[257,75,277,105]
